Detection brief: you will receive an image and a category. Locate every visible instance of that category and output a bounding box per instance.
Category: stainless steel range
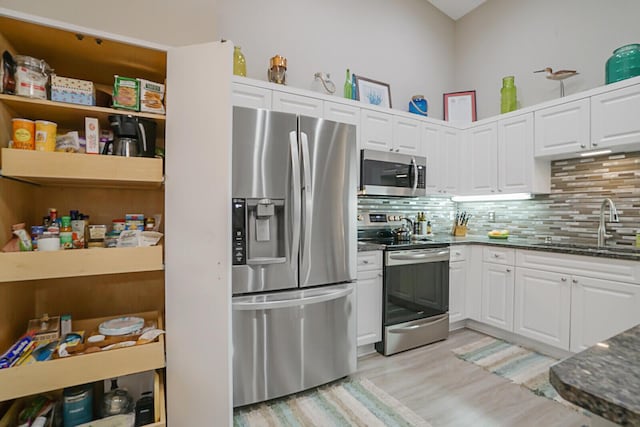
[359,217,450,356]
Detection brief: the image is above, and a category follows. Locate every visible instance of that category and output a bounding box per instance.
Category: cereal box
[112,75,139,111]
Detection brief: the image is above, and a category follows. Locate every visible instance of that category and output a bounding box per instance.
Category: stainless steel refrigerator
[231,106,357,407]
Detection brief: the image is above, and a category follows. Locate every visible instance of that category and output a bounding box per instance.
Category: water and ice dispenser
[232,198,285,266]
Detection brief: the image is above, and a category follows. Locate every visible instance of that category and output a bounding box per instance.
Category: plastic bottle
[60,216,73,249]
[343,69,352,99]
[500,76,517,113]
[233,46,246,77]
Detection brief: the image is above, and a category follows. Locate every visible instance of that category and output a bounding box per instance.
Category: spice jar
[14,55,51,100]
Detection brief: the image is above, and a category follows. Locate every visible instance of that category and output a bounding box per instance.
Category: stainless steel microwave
[360,149,426,197]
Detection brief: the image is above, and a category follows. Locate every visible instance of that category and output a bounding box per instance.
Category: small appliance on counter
[103,114,156,158]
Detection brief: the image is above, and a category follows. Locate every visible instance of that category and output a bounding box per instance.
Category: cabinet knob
[561,277,567,282]
[494,253,500,258]
[378,273,383,277]
[592,142,598,147]
[498,189,503,192]
[389,148,394,151]
[491,189,495,193]
[363,260,369,264]
[395,149,400,152]
[572,279,578,284]
[580,144,586,149]
[455,251,461,256]
[506,268,511,273]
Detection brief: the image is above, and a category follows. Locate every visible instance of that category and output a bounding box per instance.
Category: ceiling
[427,0,487,20]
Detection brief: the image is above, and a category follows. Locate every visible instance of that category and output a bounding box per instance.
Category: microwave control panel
[232,198,246,265]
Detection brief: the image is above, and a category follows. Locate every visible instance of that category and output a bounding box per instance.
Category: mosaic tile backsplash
[358,151,640,247]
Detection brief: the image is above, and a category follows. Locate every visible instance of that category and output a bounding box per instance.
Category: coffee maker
[104,114,156,157]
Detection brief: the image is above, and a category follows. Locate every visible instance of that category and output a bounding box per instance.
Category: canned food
[35,120,57,151]
[12,118,35,150]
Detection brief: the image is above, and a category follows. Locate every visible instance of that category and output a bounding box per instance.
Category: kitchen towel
[233,377,432,427]
[452,336,589,416]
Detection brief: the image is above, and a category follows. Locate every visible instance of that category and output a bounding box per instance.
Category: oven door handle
[388,251,449,261]
[411,156,418,194]
[388,314,449,333]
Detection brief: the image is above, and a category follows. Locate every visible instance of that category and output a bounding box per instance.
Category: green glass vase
[606,44,640,84]
[500,76,517,113]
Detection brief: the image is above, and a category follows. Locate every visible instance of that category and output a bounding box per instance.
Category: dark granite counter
[550,324,640,426]
[358,234,640,261]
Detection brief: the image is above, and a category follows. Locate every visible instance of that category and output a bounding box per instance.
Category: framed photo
[443,90,477,123]
[354,75,392,108]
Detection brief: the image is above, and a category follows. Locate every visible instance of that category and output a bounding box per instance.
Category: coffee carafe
[104,114,156,158]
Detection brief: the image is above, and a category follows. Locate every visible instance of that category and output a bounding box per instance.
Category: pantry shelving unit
[0,12,168,426]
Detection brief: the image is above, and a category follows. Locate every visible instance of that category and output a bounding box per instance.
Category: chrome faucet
[597,198,619,247]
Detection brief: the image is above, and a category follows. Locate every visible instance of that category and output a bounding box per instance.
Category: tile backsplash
[358,151,640,247]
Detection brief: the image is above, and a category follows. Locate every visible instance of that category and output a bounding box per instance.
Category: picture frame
[354,75,392,108]
[443,90,477,123]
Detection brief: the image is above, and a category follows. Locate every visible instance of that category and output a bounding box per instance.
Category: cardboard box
[85,117,99,154]
[51,75,95,106]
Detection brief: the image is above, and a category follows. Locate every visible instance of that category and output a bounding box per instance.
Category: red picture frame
[443,90,477,123]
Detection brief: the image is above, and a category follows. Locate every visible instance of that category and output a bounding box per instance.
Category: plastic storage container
[606,44,640,84]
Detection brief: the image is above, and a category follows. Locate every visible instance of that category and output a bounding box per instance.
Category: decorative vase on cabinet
[500,76,517,113]
[233,46,246,77]
[606,43,640,84]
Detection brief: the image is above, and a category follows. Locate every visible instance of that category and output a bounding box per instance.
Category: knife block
[453,225,467,237]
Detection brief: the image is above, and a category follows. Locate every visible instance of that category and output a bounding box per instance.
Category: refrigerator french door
[231,106,357,407]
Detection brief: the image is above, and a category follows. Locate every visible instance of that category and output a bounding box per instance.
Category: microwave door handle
[289,131,301,267]
[300,131,312,284]
[411,157,418,193]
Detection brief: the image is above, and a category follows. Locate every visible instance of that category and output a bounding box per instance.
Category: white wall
[455,0,640,119]
[215,0,455,119]
[0,0,216,46]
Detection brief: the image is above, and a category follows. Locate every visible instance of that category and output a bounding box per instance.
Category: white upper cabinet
[323,101,360,126]
[440,127,461,195]
[591,84,640,150]
[360,109,394,152]
[231,83,272,109]
[534,98,590,158]
[422,122,442,194]
[272,91,323,117]
[499,113,549,194]
[392,116,423,156]
[464,123,498,194]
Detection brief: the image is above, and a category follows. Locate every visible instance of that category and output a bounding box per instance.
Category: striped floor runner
[452,336,584,412]
[233,377,431,427]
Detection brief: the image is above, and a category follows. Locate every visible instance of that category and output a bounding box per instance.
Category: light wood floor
[356,328,590,427]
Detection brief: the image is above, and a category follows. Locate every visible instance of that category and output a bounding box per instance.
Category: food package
[138,78,165,114]
[112,75,139,111]
[27,314,61,342]
[85,117,100,154]
[51,75,96,106]
[56,130,81,152]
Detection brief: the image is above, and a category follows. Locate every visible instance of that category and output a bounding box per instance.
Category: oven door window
[362,159,415,188]
[384,261,449,326]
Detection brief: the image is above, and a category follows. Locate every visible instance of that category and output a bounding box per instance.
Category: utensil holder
[453,225,467,237]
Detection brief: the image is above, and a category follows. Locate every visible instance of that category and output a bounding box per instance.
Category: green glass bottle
[344,69,352,99]
[500,76,517,113]
[233,46,246,77]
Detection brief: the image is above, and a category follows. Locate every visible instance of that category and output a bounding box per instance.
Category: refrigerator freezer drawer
[232,283,356,407]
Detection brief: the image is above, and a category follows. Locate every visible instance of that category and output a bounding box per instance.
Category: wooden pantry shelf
[1,148,163,188]
[0,311,165,402]
[0,245,163,283]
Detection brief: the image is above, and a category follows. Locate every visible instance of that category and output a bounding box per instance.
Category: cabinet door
[514,268,570,350]
[464,123,497,195]
[231,83,272,109]
[272,91,323,117]
[422,123,442,193]
[591,84,640,150]
[361,109,393,152]
[356,269,383,346]
[481,262,514,331]
[570,276,640,353]
[392,116,423,156]
[498,113,536,194]
[440,127,460,195]
[323,102,360,126]
[449,260,467,323]
[534,98,590,158]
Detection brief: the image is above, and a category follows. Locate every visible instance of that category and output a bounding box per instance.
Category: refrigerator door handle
[289,131,301,268]
[300,131,313,283]
[232,286,353,311]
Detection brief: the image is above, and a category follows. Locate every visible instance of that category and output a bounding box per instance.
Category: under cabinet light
[579,149,612,157]
[451,193,533,202]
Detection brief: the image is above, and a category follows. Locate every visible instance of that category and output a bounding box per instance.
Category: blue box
[51,75,95,106]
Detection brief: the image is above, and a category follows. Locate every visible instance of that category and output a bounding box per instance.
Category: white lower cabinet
[514,268,571,350]
[570,276,640,353]
[481,262,514,332]
[356,251,382,347]
[449,246,468,323]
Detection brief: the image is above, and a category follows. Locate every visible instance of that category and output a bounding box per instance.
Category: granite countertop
[550,324,640,426]
[358,235,640,261]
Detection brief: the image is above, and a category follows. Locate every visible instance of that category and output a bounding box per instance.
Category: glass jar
[606,44,640,84]
[500,76,517,113]
[14,55,51,100]
[233,46,246,77]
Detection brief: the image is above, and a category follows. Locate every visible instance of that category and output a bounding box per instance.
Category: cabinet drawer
[272,91,323,117]
[483,246,515,265]
[231,83,272,109]
[450,245,468,262]
[357,251,382,272]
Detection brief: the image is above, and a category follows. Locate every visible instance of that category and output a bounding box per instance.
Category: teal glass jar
[606,44,640,84]
[500,76,517,113]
